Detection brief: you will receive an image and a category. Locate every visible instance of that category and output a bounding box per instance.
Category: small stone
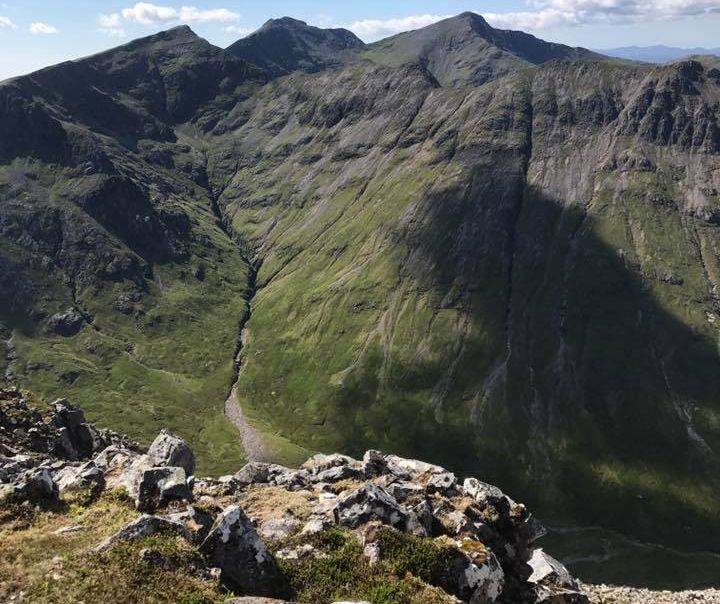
[260,514,301,541]
[301,516,331,536]
[53,524,84,535]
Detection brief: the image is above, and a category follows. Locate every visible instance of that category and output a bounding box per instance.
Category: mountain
[364,12,599,86]
[2,13,720,576]
[600,45,720,63]
[0,25,262,475]
[227,17,364,77]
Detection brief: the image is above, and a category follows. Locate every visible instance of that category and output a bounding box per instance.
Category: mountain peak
[261,16,308,29]
[455,11,490,26]
[227,17,364,77]
[162,24,197,36]
[366,11,596,86]
[104,23,205,58]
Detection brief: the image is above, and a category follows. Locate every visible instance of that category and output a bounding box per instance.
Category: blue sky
[1,1,720,80]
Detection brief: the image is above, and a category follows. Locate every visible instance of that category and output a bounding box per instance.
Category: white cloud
[179,6,239,23]
[98,12,122,28]
[347,1,720,40]
[224,24,251,36]
[121,2,177,25]
[314,14,337,28]
[0,15,16,29]
[120,2,239,26]
[484,9,579,30]
[29,22,58,35]
[348,14,452,41]
[486,0,720,30]
[97,12,127,37]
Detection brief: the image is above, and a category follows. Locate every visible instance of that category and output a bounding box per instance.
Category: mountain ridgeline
[1,12,720,560]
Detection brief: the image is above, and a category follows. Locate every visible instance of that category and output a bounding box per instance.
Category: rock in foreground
[1,391,593,603]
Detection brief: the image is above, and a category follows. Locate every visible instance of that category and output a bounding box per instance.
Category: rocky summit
[1,11,720,587]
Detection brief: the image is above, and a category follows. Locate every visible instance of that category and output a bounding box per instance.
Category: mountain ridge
[227,16,364,77]
[363,12,600,86]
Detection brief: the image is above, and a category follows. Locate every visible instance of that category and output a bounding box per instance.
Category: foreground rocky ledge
[1,387,714,603]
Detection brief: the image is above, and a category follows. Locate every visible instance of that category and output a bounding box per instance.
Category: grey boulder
[147,430,195,475]
[47,308,84,336]
[527,549,588,604]
[200,505,288,597]
[14,467,59,502]
[333,483,408,530]
[54,460,104,494]
[136,466,192,511]
[94,514,190,552]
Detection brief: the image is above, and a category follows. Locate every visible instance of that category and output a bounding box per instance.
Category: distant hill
[599,44,720,63]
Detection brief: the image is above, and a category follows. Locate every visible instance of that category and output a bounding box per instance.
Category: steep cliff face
[1,14,720,556]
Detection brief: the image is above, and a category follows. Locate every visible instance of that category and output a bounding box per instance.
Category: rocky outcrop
[47,308,85,337]
[0,388,135,459]
[0,394,587,603]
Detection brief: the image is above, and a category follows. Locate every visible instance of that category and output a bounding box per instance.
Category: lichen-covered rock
[333,483,408,530]
[13,467,59,502]
[166,505,215,543]
[273,468,311,491]
[524,549,589,603]
[200,505,288,597]
[136,465,192,511]
[314,464,363,483]
[147,429,196,475]
[234,462,289,487]
[54,460,104,494]
[260,513,301,541]
[386,480,425,502]
[301,453,358,473]
[527,548,578,590]
[427,472,458,495]
[93,444,137,473]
